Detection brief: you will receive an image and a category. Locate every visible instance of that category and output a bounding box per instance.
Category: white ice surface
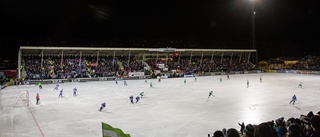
[1,73,320,137]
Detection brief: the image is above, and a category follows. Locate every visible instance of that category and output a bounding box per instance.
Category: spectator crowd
[209,111,320,137]
[22,55,255,80]
[291,56,320,71]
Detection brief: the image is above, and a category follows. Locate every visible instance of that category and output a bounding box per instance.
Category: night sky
[1,0,320,60]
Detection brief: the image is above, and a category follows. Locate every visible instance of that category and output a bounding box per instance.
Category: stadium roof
[19,46,256,57]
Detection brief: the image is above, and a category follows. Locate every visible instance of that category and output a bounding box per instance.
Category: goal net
[13,91,29,107]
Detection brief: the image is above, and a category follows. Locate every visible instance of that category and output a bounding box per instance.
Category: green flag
[102,122,130,137]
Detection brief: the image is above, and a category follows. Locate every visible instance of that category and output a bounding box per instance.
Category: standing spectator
[310,115,320,137]
[213,130,224,137]
[287,123,301,137]
[275,118,287,137]
[222,128,226,136]
[307,111,314,119]
[238,122,245,134]
[254,122,277,137]
[226,128,240,137]
[243,124,254,137]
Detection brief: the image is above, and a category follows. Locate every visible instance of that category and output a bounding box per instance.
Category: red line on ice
[28,107,45,137]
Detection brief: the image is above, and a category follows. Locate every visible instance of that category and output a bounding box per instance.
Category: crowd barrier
[4,69,320,88]
[24,75,151,85]
[198,70,261,76]
[22,70,264,85]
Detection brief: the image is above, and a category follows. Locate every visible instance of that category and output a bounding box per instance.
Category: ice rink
[1,73,320,137]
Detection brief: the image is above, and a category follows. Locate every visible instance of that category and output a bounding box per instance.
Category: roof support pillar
[230,52,233,66]
[189,52,193,64]
[18,49,22,79]
[113,51,116,66]
[96,51,99,64]
[220,52,224,64]
[200,52,204,64]
[166,53,168,64]
[156,52,159,63]
[211,52,215,63]
[61,50,63,71]
[40,50,44,71]
[79,51,82,67]
[178,52,181,64]
[128,51,131,64]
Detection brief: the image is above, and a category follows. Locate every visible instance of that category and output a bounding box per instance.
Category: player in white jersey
[298,82,302,88]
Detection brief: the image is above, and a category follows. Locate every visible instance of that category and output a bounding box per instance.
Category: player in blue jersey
[99,102,106,112]
[58,89,63,98]
[54,83,59,91]
[136,96,140,103]
[289,95,297,105]
[124,81,128,86]
[129,95,134,104]
[115,79,118,85]
[73,87,77,97]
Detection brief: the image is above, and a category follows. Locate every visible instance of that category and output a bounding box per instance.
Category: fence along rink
[13,90,29,107]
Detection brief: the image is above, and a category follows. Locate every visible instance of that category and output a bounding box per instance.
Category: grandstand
[18,46,257,80]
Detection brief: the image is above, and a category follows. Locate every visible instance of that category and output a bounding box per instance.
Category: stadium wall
[16,69,320,86]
